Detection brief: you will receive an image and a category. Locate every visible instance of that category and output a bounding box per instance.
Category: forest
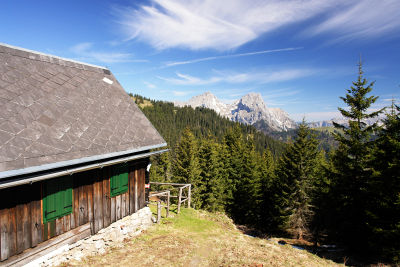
[132,63,400,264]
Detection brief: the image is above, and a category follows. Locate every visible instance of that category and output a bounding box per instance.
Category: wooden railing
[149,190,170,223]
[148,182,192,223]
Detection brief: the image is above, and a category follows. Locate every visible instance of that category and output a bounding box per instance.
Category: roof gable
[0,43,166,175]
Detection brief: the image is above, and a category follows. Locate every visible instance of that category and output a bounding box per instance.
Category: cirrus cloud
[116,0,333,50]
[70,42,148,64]
[306,0,400,41]
[116,0,400,51]
[159,68,317,86]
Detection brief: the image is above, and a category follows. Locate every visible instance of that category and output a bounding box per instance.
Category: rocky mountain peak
[175,92,297,132]
[179,91,229,114]
[238,93,268,111]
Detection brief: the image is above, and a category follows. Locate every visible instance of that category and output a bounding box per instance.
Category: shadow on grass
[235,225,390,267]
[277,239,396,266]
[148,202,181,220]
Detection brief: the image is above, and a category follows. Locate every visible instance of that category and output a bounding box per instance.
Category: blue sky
[1,0,400,121]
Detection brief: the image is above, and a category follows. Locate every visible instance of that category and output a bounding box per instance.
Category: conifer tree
[223,126,245,216]
[172,128,202,208]
[197,137,226,212]
[276,121,319,239]
[259,149,278,231]
[309,149,333,244]
[368,102,400,261]
[150,150,171,183]
[331,61,384,250]
[236,137,262,225]
[222,126,262,225]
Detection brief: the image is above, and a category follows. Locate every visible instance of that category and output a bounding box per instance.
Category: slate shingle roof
[0,43,166,175]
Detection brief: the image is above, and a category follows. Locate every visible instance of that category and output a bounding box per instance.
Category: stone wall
[26,207,153,267]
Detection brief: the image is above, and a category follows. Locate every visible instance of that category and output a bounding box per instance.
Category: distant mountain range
[175,92,297,132]
[174,92,385,133]
[306,117,383,128]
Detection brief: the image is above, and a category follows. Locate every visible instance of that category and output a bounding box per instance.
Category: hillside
[60,208,342,266]
[132,94,286,157]
[175,92,297,132]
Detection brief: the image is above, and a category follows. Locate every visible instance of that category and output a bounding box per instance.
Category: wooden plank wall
[0,160,147,262]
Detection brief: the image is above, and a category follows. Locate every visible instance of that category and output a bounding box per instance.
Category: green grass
[166,208,216,233]
[60,208,343,266]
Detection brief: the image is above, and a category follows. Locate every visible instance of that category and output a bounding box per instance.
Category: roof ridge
[0,42,108,71]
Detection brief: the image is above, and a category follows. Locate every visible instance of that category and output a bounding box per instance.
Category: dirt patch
[56,208,342,267]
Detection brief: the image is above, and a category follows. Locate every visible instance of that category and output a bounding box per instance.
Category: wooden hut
[0,43,167,265]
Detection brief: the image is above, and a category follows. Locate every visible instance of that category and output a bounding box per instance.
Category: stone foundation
[25,207,153,267]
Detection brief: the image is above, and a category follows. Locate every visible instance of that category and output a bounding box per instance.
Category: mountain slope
[175,92,230,115]
[176,92,297,132]
[133,94,286,156]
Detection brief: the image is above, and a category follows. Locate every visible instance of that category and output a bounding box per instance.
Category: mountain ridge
[175,92,297,132]
[307,116,383,128]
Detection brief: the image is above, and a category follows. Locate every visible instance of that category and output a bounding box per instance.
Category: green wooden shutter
[120,164,129,192]
[43,176,73,223]
[110,163,129,197]
[43,178,59,222]
[110,167,119,197]
[61,177,73,215]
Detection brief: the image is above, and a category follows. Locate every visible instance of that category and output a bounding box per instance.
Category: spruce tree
[223,126,245,217]
[331,61,384,251]
[368,102,400,261]
[259,149,278,232]
[309,149,332,244]
[222,126,262,225]
[197,137,226,212]
[172,128,202,208]
[150,150,171,183]
[276,121,319,239]
[237,137,262,226]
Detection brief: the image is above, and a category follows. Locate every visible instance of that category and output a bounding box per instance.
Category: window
[110,163,129,197]
[43,176,73,223]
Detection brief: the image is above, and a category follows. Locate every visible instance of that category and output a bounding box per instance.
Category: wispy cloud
[306,0,400,41]
[172,90,191,96]
[70,42,147,64]
[263,88,302,100]
[116,0,333,50]
[158,72,221,85]
[116,0,400,50]
[165,47,302,67]
[143,81,156,89]
[159,68,316,86]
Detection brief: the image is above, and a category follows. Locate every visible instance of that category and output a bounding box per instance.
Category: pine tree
[223,126,245,216]
[331,60,384,251]
[172,128,202,208]
[197,137,226,212]
[150,150,171,183]
[276,121,319,239]
[237,137,262,226]
[309,149,332,244]
[259,149,277,232]
[368,102,400,261]
[222,126,263,225]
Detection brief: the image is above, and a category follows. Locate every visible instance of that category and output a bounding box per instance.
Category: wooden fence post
[157,201,161,224]
[178,187,182,214]
[187,185,191,208]
[166,191,170,218]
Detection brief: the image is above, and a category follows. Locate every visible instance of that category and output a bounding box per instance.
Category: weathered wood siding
[0,160,147,262]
